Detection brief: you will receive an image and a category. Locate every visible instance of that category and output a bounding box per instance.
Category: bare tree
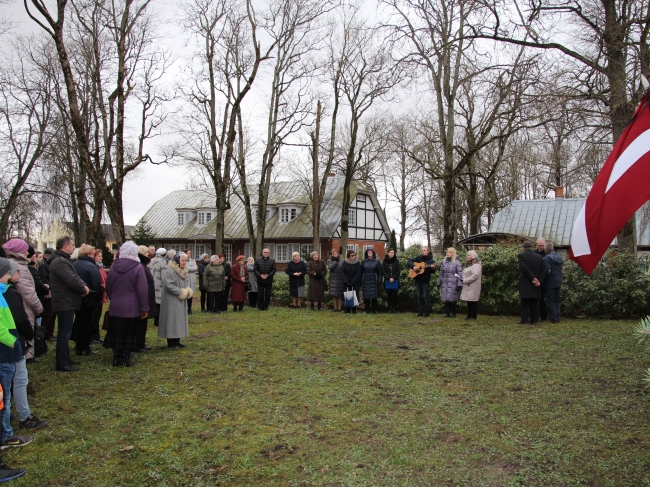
[472,0,650,250]
[0,41,54,242]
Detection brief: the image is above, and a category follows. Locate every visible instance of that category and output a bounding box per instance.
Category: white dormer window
[205,212,212,223]
[357,194,366,203]
[198,213,205,225]
[178,213,185,226]
[280,208,297,223]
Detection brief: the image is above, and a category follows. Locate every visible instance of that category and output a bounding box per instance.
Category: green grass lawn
[7,307,650,486]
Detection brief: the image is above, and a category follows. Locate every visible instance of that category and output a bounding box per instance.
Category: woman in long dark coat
[197,254,209,312]
[137,245,158,351]
[342,249,361,314]
[437,247,463,318]
[307,251,327,311]
[327,250,345,311]
[382,248,401,313]
[230,255,249,312]
[360,247,382,314]
[285,252,307,308]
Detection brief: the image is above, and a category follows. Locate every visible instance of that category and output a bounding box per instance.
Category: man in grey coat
[48,236,89,372]
[518,241,546,325]
[543,241,564,323]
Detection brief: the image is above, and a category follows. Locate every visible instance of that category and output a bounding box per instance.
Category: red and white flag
[570,92,650,274]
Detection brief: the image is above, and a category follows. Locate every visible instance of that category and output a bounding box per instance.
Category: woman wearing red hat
[230,255,249,312]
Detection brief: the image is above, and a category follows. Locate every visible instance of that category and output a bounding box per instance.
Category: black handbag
[245,281,252,292]
[33,325,48,357]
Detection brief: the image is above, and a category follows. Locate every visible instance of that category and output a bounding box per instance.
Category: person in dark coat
[103,242,150,366]
[437,247,463,318]
[285,252,307,308]
[39,248,56,341]
[203,255,225,313]
[342,250,361,314]
[407,246,436,317]
[307,251,327,311]
[534,238,548,321]
[382,248,401,314]
[220,255,232,311]
[231,256,249,312]
[542,241,564,323]
[72,244,102,356]
[137,246,158,351]
[360,247,382,314]
[47,236,89,372]
[89,248,108,343]
[327,250,345,311]
[197,254,210,312]
[518,241,546,324]
[254,249,276,311]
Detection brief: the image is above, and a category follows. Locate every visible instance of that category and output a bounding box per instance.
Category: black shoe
[1,435,33,448]
[451,313,456,318]
[56,365,79,372]
[445,313,450,317]
[177,343,186,348]
[25,358,40,363]
[68,359,81,365]
[139,346,151,351]
[0,464,26,482]
[18,415,49,430]
[112,356,122,367]
[188,310,192,315]
[91,339,103,344]
[467,317,476,321]
[424,313,430,317]
[76,349,98,356]
[417,312,423,317]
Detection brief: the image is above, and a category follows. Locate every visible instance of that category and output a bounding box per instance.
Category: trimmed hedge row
[270,246,650,318]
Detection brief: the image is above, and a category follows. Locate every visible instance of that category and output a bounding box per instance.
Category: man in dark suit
[518,241,546,324]
[534,238,548,321]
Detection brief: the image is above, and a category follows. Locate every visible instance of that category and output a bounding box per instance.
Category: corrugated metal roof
[139,176,391,240]
[489,198,650,247]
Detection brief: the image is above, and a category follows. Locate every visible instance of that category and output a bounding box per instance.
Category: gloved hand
[456,285,463,293]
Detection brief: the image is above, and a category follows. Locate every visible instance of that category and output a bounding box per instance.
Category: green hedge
[269,246,650,318]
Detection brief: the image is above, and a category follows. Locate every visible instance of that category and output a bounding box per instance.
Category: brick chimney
[555,186,564,199]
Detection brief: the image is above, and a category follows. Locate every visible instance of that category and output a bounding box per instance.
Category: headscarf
[199,253,208,261]
[119,241,140,262]
[3,238,28,255]
[156,248,167,256]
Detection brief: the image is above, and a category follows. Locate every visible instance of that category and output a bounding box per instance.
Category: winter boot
[372,299,378,314]
[364,299,370,313]
[318,302,322,311]
[445,302,451,317]
[451,303,457,318]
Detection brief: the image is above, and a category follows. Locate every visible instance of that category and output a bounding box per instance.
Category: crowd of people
[0,233,565,481]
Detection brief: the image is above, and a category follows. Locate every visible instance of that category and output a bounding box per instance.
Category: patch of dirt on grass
[260,444,298,460]
[297,356,325,366]
[434,431,463,444]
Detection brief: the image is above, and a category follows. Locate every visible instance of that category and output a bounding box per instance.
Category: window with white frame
[347,244,358,252]
[198,213,205,225]
[223,244,232,263]
[348,208,356,226]
[205,212,213,223]
[195,244,210,257]
[178,213,185,226]
[280,208,297,223]
[301,243,313,260]
[275,244,289,262]
[357,194,366,203]
[244,243,251,258]
[169,244,181,253]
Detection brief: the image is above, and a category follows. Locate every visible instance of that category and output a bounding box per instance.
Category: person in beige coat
[3,239,43,360]
[460,250,482,321]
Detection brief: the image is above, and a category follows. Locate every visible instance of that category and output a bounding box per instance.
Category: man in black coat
[254,249,276,311]
[48,236,89,372]
[39,248,56,341]
[518,241,546,324]
[407,246,436,317]
[534,238,548,321]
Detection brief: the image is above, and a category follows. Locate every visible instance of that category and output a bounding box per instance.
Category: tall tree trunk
[312,101,322,251]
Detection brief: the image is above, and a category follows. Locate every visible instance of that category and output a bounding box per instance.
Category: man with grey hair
[534,237,548,321]
[254,248,276,311]
[542,241,564,323]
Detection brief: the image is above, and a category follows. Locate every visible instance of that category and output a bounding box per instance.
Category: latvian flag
[570,92,650,274]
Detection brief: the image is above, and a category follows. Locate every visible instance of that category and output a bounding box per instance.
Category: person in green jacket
[203,255,225,314]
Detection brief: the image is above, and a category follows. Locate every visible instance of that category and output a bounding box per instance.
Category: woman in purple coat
[103,242,149,367]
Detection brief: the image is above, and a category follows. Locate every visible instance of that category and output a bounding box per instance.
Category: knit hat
[8,260,18,277]
[138,245,149,256]
[156,248,167,256]
[0,257,10,278]
[236,255,245,262]
[44,248,55,256]
[199,253,208,261]
[3,238,28,255]
[27,246,35,258]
